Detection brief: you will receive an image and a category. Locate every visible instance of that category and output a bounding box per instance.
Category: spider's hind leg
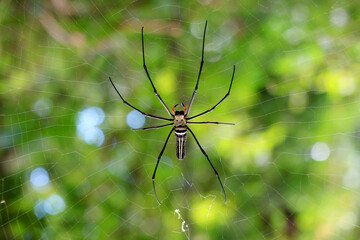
[187,126,227,203]
[152,127,174,204]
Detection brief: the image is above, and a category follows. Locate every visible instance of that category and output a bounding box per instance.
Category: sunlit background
[1,0,360,239]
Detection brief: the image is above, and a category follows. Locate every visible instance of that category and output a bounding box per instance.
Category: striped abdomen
[175,126,187,160]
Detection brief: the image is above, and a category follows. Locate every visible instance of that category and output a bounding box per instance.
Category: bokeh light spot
[126,110,145,129]
[80,126,105,147]
[30,167,50,190]
[282,27,305,45]
[339,211,357,231]
[77,107,105,128]
[76,107,105,146]
[291,5,308,23]
[43,194,66,215]
[338,73,356,96]
[330,8,349,27]
[342,169,360,189]
[32,98,53,117]
[34,200,46,219]
[311,142,330,161]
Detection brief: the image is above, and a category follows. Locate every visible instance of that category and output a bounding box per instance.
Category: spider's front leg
[108,77,173,121]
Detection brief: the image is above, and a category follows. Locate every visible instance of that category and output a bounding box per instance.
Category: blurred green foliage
[1,0,360,239]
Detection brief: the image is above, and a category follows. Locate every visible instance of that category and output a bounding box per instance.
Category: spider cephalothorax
[109,20,235,204]
[173,103,187,127]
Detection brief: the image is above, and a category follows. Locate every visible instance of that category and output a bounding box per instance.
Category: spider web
[1,0,360,239]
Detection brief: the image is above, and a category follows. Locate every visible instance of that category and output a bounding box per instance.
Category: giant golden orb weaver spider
[109,21,235,204]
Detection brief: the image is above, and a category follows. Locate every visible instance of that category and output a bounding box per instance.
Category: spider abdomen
[175,127,187,160]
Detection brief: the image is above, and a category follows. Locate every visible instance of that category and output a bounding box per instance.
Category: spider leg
[142,27,174,118]
[109,77,173,121]
[187,127,227,203]
[152,127,174,204]
[188,65,235,120]
[187,121,234,125]
[133,123,173,131]
[186,20,207,117]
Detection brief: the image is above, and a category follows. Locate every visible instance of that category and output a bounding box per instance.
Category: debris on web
[174,209,190,239]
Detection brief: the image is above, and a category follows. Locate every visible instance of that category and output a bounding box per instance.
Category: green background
[1,0,360,239]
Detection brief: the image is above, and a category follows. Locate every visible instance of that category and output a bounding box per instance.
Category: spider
[109,21,235,204]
